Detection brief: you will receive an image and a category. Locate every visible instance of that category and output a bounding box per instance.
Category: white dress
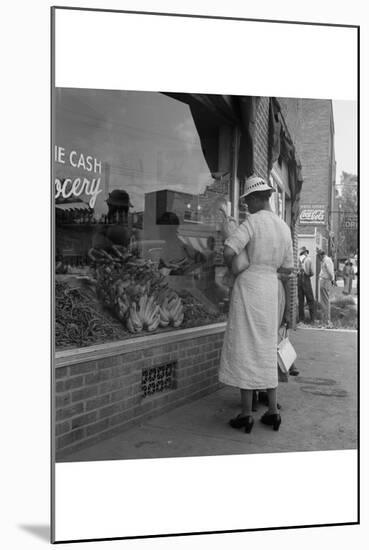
[218,210,294,390]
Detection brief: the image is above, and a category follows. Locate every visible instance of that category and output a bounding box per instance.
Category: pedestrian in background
[298,246,315,324]
[317,249,335,327]
[343,260,355,295]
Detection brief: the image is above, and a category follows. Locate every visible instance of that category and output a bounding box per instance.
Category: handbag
[277,325,297,374]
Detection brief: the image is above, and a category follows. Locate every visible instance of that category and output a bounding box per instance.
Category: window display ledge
[55,322,226,368]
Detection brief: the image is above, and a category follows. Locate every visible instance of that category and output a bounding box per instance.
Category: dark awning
[163,93,258,180]
[162,93,302,223]
[269,97,303,223]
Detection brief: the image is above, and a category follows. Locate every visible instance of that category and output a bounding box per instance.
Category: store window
[54,89,234,350]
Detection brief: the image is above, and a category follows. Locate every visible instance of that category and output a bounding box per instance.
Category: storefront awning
[269,97,304,223]
[55,202,91,212]
[163,92,303,223]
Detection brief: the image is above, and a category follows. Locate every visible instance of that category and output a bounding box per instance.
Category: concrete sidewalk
[60,328,357,462]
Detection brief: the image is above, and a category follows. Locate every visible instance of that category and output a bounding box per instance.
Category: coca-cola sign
[299,204,326,225]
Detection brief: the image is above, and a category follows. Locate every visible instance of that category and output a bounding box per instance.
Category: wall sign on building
[299,204,326,226]
[342,213,358,230]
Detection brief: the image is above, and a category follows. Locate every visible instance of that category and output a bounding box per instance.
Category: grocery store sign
[299,204,326,225]
[54,146,102,208]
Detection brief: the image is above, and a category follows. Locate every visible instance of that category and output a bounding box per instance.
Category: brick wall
[252,96,299,327]
[55,331,224,458]
[254,97,270,181]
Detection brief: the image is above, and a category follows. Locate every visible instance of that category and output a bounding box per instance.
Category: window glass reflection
[54,89,232,348]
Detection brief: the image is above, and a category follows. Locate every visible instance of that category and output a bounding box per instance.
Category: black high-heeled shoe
[260,412,281,431]
[229,414,254,433]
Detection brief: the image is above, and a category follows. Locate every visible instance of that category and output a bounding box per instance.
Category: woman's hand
[223,244,236,268]
[278,267,298,282]
[220,215,238,240]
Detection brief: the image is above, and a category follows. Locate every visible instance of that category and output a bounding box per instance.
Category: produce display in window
[55,280,126,348]
[55,247,226,349]
[94,251,185,332]
[54,89,233,349]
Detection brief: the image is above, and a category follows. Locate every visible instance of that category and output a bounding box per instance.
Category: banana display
[126,295,161,333]
[126,291,184,333]
[159,291,184,328]
[94,254,184,334]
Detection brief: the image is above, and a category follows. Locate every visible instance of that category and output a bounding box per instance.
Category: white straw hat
[240,175,276,199]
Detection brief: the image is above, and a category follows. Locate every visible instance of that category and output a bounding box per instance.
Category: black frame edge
[50,6,360,543]
[51,5,359,29]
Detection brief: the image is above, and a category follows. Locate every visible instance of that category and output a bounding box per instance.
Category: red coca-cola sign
[299,205,326,225]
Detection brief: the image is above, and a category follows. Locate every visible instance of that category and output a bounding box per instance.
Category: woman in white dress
[218,175,294,433]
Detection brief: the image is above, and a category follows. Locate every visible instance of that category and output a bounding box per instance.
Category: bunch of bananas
[126,294,161,333]
[159,292,184,328]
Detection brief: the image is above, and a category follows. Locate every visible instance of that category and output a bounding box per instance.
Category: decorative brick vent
[141,361,177,397]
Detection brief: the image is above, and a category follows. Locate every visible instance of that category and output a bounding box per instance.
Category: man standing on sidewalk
[298,247,315,324]
[318,249,335,327]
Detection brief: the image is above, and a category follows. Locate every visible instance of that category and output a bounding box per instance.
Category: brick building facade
[254,97,299,323]
[254,96,270,182]
[278,98,336,296]
[278,98,336,249]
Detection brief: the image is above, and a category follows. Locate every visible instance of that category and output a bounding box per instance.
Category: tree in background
[337,172,358,258]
